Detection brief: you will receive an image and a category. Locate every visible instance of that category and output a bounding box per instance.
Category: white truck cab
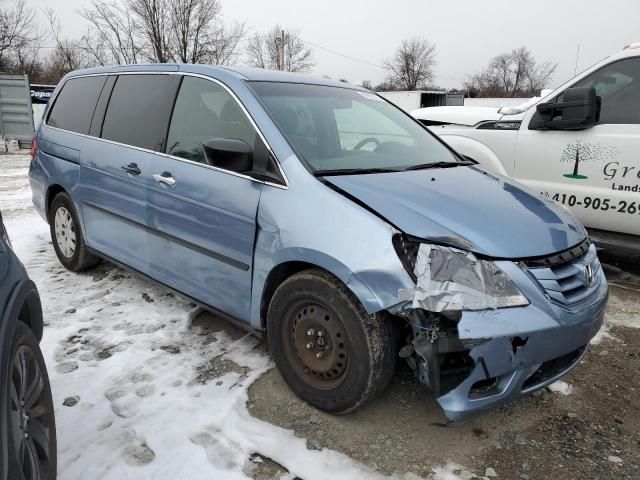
[412,44,640,249]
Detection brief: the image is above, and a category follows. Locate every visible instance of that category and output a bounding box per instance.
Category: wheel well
[45,184,66,222]
[260,261,320,334]
[18,294,43,342]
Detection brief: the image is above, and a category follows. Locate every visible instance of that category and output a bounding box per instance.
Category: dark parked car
[0,212,56,480]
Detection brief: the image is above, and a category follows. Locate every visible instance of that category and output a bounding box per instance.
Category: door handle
[121,163,141,175]
[152,172,176,186]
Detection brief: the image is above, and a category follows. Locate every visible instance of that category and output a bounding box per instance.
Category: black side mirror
[530,87,600,131]
[203,138,253,173]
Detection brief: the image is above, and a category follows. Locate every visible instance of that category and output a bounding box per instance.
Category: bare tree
[169,0,245,64]
[465,47,557,97]
[245,26,314,72]
[383,37,437,91]
[127,0,171,62]
[373,80,397,92]
[45,9,86,76]
[0,0,43,70]
[78,0,141,65]
[78,0,245,65]
[206,21,245,65]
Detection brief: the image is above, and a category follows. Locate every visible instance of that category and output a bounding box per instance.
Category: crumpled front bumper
[434,260,608,423]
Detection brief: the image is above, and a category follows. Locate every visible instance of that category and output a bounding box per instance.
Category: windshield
[249,82,461,174]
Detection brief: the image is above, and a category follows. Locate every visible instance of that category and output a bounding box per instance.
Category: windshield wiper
[313,167,403,176]
[402,160,474,171]
[313,160,474,176]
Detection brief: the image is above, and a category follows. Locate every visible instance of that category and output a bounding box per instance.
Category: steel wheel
[284,301,350,390]
[53,206,76,258]
[8,344,54,480]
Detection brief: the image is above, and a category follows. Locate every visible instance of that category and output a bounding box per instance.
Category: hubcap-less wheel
[54,206,76,258]
[285,302,350,390]
[9,345,54,479]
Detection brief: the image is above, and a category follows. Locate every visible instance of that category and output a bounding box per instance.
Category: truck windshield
[249,82,461,174]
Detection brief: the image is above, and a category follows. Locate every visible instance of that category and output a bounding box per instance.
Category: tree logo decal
[560,140,618,180]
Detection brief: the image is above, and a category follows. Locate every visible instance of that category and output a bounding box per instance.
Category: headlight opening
[397,240,529,311]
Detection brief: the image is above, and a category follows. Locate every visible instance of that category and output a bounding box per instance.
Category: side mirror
[530,87,600,131]
[203,138,253,173]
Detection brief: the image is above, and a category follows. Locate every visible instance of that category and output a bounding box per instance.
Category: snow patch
[547,381,573,396]
[431,463,477,480]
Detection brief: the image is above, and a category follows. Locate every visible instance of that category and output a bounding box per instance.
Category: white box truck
[412,44,640,250]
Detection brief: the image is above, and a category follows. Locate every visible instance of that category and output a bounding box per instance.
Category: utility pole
[279,29,286,71]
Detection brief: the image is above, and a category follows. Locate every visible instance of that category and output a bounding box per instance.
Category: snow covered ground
[1,155,447,479]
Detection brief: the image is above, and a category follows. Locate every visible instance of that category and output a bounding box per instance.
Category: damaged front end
[389,234,608,423]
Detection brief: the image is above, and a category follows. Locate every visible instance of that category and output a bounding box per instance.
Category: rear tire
[267,269,396,414]
[7,321,57,480]
[49,192,99,272]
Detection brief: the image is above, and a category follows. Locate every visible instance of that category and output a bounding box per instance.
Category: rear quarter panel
[29,128,82,225]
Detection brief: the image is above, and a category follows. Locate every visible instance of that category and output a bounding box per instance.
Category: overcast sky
[29,0,640,89]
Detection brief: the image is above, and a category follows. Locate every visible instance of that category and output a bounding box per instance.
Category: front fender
[251,244,411,330]
[250,154,416,330]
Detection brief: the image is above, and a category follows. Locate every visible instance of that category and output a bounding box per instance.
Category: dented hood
[325,166,586,258]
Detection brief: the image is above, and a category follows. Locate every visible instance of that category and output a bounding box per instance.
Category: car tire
[6,321,57,480]
[49,192,99,272]
[267,269,396,414]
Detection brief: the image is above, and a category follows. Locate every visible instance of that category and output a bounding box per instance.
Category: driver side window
[570,57,640,124]
[166,76,258,165]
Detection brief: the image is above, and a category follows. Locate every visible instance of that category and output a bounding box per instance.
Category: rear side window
[47,76,107,135]
[102,74,180,150]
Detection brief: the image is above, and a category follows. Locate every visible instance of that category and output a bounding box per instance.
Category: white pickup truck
[412,44,640,250]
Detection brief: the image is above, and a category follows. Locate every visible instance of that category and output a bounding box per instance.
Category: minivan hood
[325,166,586,258]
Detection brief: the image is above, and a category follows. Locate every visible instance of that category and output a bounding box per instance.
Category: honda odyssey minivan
[29,64,608,422]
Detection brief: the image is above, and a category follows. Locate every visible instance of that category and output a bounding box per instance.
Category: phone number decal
[541,192,640,214]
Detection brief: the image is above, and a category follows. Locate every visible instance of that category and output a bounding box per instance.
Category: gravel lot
[249,263,640,480]
[2,153,639,479]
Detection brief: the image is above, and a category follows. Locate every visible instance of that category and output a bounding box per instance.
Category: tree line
[0,0,314,84]
[1,0,557,97]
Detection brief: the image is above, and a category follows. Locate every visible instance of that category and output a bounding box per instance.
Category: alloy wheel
[9,345,54,480]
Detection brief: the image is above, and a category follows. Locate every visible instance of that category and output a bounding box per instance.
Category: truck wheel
[7,321,57,480]
[267,269,396,414]
[49,192,99,272]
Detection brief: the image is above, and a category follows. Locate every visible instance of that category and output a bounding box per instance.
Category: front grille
[525,238,591,268]
[526,241,601,305]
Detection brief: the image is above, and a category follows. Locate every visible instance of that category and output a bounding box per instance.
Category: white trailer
[378,90,463,112]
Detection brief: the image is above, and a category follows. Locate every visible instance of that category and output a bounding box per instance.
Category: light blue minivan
[29,64,608,422]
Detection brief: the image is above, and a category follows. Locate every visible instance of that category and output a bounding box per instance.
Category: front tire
[7,321,57,480]
[267,269,396,414]
[49,192,99,272]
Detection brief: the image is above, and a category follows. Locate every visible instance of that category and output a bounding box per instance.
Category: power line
[298,37,385,69]
[298,37,467,84]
